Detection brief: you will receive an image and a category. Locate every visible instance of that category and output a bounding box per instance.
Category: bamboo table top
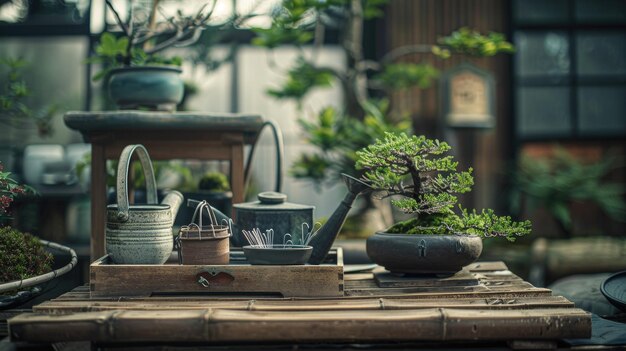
[8,261,592,348]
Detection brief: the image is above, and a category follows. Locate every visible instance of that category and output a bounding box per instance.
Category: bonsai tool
[177,200,231,265]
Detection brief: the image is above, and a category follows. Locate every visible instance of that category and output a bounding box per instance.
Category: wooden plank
[91,251,343,298]
[9,308,591,343]
[466,262,509,272]
[374,269,479,288]
[32,296,574,314]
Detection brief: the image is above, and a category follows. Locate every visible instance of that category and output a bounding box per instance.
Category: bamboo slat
[9,308,591,343]
[32,296,574,314]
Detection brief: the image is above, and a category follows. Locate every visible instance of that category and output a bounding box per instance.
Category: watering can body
[106,144,183,264]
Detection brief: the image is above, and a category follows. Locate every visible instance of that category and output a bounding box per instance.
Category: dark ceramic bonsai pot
[108,66,184,111]
[366,232,483,275]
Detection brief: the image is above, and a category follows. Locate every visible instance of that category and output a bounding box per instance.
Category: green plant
[0,162,35,226]
[356,132,531,241]
[0,58,58,136]
[88,0,215,81]
[0,226,52,284]
[0,165,48,287]
[511,148,625,237]
[290,101,410,186]
[252,1,513,190]
[198,172,230,192]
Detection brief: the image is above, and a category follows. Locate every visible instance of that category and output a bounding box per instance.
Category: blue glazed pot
[108,66,184,110]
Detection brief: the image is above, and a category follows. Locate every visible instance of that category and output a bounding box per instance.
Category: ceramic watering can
[106,144,184,264]
[204,173,370,264]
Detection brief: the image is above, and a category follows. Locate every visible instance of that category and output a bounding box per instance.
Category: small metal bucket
[106,144,183,264]
[177,200,230,265]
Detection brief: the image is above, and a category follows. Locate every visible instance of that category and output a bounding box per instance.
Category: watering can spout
[162,190,184,226]
[307,174,371,264]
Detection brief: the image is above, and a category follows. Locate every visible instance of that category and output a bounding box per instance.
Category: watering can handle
[116,144,158,222]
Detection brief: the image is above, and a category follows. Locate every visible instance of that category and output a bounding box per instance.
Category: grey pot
[108,66,184,111]
[366,232,483,275]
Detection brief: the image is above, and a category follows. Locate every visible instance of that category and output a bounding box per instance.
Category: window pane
[515,31,570,78]
[0,36,88,147]
[578,86,626,134]
[576,31,626,77]
[517,87,572,137]
[513,0,569,24]
[0,0,89,25]
[575,0,626,24]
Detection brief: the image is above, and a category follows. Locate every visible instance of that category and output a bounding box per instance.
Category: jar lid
[234,192,314,211]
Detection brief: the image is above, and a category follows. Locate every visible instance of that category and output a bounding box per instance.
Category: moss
[386,213,462,235]
[198,172,230,192]
[0,227,53,284]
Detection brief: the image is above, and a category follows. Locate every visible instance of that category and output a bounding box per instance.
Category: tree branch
[380,44,434,64]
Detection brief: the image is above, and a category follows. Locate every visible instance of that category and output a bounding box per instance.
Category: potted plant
[0,162,76,309]
[89,0,215,110]
[356,133,531,275]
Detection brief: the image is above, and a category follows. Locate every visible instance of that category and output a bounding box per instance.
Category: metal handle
[197,275,211,287]
[195,271,235,288]
[189,200,220,239]
[116,144,158,222]
[244,120,284,193]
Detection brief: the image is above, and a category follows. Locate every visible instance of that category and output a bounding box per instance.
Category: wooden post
[90,143,106,261]
[230,143,245,207]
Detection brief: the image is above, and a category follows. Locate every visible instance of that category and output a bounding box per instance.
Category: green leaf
[375,63,439,90]
[267,58,334,100]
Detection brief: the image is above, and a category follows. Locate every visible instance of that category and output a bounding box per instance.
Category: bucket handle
[116,144,158,222]
[189,200,219,239]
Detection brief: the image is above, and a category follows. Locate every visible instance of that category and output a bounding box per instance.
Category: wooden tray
[90,248,343,298]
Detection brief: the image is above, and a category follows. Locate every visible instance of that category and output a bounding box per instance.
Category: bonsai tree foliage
[356,133,531,241]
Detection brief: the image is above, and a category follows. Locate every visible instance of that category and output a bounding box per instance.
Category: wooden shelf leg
[90,143,106,262]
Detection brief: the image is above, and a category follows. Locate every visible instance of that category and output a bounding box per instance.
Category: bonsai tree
[356,132,531,241]
[252,1,514,230]
[89,0,216,80]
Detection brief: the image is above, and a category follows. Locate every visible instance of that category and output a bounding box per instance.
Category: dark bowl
[600,270,626,312]
[243,245,313,265]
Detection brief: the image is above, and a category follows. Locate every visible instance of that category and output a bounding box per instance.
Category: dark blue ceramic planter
[108,66,184,110]
[366,232,483,275]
